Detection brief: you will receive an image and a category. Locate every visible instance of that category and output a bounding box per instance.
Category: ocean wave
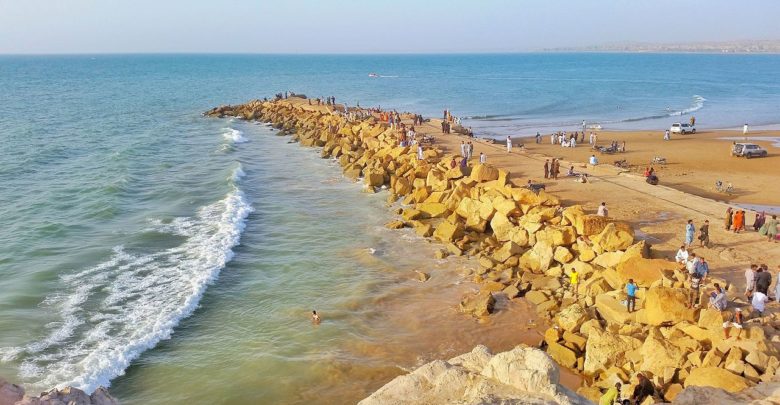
[222,127,248,144]
[229,163,246,183]
[1,184,254,393]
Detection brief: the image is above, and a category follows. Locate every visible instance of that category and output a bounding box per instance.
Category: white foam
[1,185,254,394]
[229,163,246,183]
[670,95,706,117]
[222,127,248,144]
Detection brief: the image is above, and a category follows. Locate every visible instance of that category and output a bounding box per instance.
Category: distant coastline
[543,39,780,54]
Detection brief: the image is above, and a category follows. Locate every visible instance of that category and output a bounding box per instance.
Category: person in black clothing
[631,373,655,404]
[755,265,772,295]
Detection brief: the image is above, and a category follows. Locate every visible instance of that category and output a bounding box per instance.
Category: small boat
[368,73,379,78]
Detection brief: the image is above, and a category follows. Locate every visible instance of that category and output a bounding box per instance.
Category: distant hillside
[545,40,780,54]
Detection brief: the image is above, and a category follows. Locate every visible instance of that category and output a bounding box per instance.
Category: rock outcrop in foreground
[0,378,118,405]
[359,345,590,405]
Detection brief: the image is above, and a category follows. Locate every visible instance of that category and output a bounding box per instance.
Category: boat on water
[368,73,379,78]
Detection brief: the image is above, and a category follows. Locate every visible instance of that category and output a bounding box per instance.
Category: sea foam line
[222,127,248,144]
[1,183,254,394]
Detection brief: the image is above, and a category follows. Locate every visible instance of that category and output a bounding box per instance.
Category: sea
[1,53,779,404]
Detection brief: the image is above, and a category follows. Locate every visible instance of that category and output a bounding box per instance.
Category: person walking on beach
[551,133,556,145]
[536,132,541,144]
[743,123,749,140]
[725,207,733,231]
[753,211,766,231]
[733,210,745,233]
[544,159,550,179]
[685,219,695,248]
[589,154,598,167]
[626,279,637,313]
[467,142,474,160]
[597,202,608,217]
[764,215,779,243]
[664,129,670,141]
[506,136,512,153]
[460,141,466,158]
[479,152,487,164]
[699,220,710,248]
[552,159,560,180]
[690,116,696,127]
[588,132,595,145]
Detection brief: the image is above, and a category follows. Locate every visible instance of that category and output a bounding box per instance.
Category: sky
[1,0,780,54]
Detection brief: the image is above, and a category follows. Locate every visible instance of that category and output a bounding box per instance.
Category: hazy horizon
[2,0,780,54]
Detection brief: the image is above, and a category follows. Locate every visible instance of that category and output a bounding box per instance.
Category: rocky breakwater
[0,378,117,405]
[206,98,780,403]
[359,344,589,404]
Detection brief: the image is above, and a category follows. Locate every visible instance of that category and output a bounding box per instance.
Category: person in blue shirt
[685,219,695,248]
[626,279,638,313]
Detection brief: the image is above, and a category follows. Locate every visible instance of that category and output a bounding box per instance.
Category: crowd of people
[725,208,779,242]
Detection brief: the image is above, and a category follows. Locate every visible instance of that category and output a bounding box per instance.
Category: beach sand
[419,121,780,293]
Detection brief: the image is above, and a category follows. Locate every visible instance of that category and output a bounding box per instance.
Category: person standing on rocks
[597,202,608,217]
[625,279,637,313]
[755,265,772,295]
[698,220,710,248]
[745,264,757,299]
[688,265,703,308]
[544,159,550,179]
[752,289,769,317]
[709,283,728,311]
[684,219,695,248]
[417,144,424,161]
[450,157,457,169]
[569,268,579,298]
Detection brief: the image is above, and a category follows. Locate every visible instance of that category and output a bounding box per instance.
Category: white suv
[670,123,696,134]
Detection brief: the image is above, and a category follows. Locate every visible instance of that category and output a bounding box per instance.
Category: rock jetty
[206,97,780,403]
[359,345,589,405]
[0,378,118,405]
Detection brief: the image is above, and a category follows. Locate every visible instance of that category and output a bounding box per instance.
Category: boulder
[583,329,642,375]
[547,341,578,369]
[639,333,687,376]
[416,202,449,218]
[574,214,610,236]
[493,241,523,263]
[470,164,499,182]
[459,291,496,317]
[643,287,697,326]
[616,257,677,288]
[385,220,406,229]
[556,304,588,332]
[520,241,554,273]
[590,223,634,252]
[433,220,464,243]
[0,378,24,405]
[594,294,634,325]
[684,367,751,393]
[553,247,574,264]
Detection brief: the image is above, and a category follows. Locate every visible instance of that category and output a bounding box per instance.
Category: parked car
[731,143,768,158]
[670,123,696,134]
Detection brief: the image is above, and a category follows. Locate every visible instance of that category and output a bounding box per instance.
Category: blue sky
[1,0,779,54]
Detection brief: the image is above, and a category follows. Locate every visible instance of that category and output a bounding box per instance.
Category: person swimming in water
[311,310,321,324]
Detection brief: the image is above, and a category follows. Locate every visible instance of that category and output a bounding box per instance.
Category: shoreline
[206,96,780,403]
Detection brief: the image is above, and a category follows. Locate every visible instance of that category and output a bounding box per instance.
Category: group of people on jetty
[725,208,779,242]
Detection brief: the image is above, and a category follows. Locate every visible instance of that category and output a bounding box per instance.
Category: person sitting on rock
[599,382,621,405]
[708,283,728,311]
[723,308,743,339]
[675,245,689,264]
[631,373,655,404]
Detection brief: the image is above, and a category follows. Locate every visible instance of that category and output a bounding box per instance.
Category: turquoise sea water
[1,54,780,403]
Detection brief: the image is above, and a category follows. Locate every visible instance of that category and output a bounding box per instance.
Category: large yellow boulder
[492,196,520,217]
[493,241,523,263]
[393,177,412,196]
[616,257,678,288]
[490,212,514,241]
[519,241,554,273]
[547,341,578,368]
[556,304,588,332]
[685,367,751,393]
[416,202,449,218]
[643,287,697,326]
[590,223,634,252]
[575,214,610,236]
[639,333,687,376]
[594,294,634,325]
[470,163,499,182]
[426,170,449,192]
[536,226,577,247]
[433,220,464,243]
[364,169,385,187]
[584,329,642,375]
